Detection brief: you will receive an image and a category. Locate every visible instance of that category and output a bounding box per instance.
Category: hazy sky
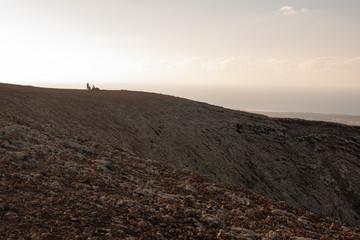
[1,1,360,114]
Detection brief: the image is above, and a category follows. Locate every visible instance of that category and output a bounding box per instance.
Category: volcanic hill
[1,83,360,238]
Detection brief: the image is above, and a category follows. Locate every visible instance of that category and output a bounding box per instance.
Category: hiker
[86,82,91,90]
[92,85,96,90]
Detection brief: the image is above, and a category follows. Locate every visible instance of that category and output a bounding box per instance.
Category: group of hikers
[86,82,100,91]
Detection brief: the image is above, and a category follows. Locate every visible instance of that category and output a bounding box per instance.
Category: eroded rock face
[1,83,360,227]
[1,119,360,239]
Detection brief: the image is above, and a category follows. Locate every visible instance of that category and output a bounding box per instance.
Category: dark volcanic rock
[1,83,360,228]
[1,118,360,239]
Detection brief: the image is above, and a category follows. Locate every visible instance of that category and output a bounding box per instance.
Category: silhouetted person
[88,84,100,91]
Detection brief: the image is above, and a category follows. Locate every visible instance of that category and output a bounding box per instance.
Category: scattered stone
[225,191,251,205]
[200,214,225,228]
[183,181,198,193]
[271,209,296,218]
[206,185,226,193]
[264,230,280,240]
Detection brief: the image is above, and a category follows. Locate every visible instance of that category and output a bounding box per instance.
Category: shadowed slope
[1,116,360,239]
[1,83,359,226]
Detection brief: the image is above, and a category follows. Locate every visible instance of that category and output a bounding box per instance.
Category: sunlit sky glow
[1,0,360,114]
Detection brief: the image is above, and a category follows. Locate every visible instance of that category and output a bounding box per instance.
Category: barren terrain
[1,83,360,238]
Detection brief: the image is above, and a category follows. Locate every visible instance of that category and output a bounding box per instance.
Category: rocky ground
[1,117,360,239]
[1,83,360,233]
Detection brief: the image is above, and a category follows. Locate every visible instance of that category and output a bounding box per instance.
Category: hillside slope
[1,114,360,239]
[1,83,359,227]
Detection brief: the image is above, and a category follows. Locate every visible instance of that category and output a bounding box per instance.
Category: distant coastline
[248,110,360,126]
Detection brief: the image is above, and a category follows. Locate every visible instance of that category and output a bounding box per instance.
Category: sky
[1,0,360,114]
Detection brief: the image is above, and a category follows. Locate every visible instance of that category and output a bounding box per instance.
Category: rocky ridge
[1,118,360,239]
[0,83,360,227]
